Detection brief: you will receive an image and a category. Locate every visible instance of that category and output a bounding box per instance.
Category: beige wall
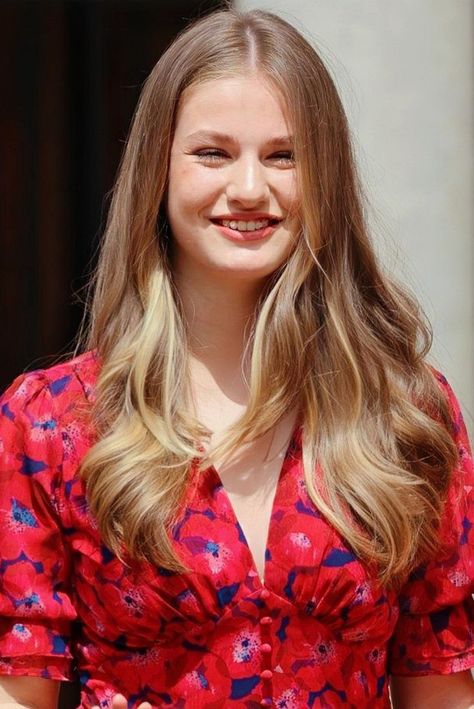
[237,0,474,435]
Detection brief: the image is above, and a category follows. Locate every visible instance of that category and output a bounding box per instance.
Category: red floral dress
[0,352,473,708]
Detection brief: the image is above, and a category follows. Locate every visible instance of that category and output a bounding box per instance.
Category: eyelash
[194,149,295,165]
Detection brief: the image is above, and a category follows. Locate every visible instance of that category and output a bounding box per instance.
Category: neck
[172,259,271,426]
[174,266,264,367]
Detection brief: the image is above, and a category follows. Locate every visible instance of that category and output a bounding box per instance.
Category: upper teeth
[220,219,272,231]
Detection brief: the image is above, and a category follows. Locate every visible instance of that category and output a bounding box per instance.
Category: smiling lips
[211,218,282,242]
[211,215,283,234]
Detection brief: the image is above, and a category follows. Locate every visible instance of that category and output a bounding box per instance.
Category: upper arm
[389,373,474,677]
[0,676,59,709]
[0,373,76,681]
[390,670,474,709]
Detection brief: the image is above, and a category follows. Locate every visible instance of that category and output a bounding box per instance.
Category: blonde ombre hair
[80,8,458,586]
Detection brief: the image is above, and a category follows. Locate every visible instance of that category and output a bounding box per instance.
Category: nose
[226,154,270,206]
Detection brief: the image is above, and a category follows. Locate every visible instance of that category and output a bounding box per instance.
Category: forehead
[174,74,292,140]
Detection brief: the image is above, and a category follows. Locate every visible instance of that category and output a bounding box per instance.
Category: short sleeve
[389,372,474,676]
[0,372,77,680]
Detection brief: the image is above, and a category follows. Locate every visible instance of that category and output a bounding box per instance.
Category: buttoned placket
[258,585,274,706]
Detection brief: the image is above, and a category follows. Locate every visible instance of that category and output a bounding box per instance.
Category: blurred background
[0,0,223,388]
[0,1,472,705]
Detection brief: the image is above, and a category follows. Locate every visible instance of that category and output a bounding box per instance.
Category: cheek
[169,165,222,214]
[168,164,193,202]
[167,171,196,223]
[273,172,299,209]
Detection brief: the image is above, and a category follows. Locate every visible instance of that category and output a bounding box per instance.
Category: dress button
[260,699,273,706]
[260,587,270,600]
[260,615,272,625]
[260,669,273,680]
[261,643,272,653]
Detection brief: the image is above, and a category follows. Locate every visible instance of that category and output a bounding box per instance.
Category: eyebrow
[184,130,294,147]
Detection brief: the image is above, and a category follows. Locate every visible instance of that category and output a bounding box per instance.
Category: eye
[270,151,295,166]
[194,149,227,163]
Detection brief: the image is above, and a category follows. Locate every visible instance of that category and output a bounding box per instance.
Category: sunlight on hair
[79,7,458,587]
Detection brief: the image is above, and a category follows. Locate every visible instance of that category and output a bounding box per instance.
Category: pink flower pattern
[0,352,473,707]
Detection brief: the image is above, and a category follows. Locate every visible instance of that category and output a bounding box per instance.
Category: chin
[212,260,285,281]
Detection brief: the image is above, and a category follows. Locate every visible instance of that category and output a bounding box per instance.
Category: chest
[206,412,298,582]
[215,445,286,582]
[67,441,395,654]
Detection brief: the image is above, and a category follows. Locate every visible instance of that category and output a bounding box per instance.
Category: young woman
[0,8,473,709]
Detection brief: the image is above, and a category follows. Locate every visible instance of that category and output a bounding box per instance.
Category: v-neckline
[207,425,299,586]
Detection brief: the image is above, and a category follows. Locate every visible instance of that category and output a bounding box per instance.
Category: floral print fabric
[0,352,473,708]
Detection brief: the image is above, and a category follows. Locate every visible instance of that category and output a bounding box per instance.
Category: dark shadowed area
[0,0,223,394]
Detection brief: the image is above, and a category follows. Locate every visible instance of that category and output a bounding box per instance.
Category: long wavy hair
[80,8,458,586]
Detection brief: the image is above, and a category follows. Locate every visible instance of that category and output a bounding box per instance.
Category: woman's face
[166,74,300,286]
